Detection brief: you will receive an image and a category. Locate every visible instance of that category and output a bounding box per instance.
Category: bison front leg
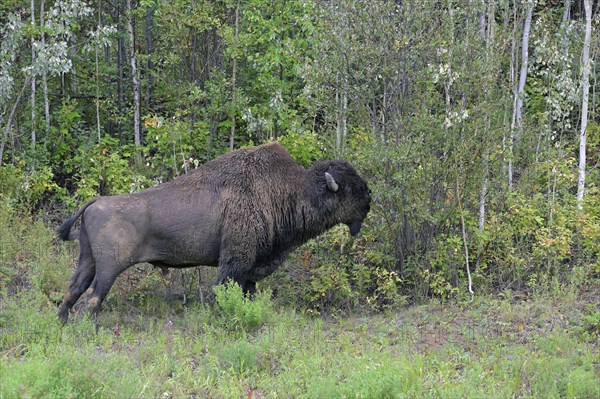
[214,247,256,294]
[214,266,250,293]
[240,280,256,295]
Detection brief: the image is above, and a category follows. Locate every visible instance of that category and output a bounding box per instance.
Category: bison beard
[56,143,371,323]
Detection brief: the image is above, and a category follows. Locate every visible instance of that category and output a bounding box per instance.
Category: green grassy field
[1,282,598,399]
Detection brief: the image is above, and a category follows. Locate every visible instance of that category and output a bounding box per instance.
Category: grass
[1,286,598,399]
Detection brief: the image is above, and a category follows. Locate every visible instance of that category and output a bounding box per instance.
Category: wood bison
[57,142,371,322]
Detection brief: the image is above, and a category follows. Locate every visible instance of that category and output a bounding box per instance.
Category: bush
[0,204,71,300]
[265,225,407,314]
[213,281,273,332]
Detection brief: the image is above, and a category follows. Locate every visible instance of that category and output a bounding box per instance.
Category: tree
[577,0,592,210]
[509,0,534,188]
[127,0,141,147]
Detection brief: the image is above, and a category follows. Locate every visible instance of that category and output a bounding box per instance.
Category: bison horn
[325,172,339,192]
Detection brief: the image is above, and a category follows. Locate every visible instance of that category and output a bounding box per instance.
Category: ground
[1,282,598,399]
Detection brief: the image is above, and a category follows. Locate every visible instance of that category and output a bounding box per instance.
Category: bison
[57,142,371,322]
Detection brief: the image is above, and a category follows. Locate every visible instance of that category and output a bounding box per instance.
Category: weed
[213,281,273,332]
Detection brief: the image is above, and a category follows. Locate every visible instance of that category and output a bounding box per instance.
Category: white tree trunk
[516,3,532,129]
[509,2,533,188]
[562,0,571,23]
[577,0,592,210]
[335,78,341,154]
[31,0,36,149]
[127,0,141,147]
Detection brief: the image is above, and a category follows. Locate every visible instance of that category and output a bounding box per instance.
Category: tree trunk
[1,78,30,166]
[117,0,125,137]
[562,0,571,23]
[516,4,532,129]
[342,79,347,151]
[229,2,239,150]
[509,2,533,189]
[95,6,101,142]
[189,0,197,141]
[144,6,154,113]
[127,0,141,147]
[577,0,592,210]
[455,176,474,297]
[31,0,36,150]
[41,0,49,133]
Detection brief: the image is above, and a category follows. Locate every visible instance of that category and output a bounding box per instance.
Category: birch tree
[31,0,37,149]
[509,0,534,188]
[577,0,592,210]
[127,0,142,147]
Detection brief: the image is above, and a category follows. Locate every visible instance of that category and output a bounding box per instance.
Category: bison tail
[57,198,99,241]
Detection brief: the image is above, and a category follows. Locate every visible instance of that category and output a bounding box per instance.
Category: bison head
[314,160,371,236]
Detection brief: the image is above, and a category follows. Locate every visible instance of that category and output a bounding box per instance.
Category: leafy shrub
[277,131,329,167]
[143,114,203,179]
[0,164,24,198]
[0,205,71,301]
[0,163,64,211]
[68,136,153,202]
[213,280,273,331]
[266,225,407,314]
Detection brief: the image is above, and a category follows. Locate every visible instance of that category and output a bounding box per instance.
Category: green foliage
[277,131,328,167]
[309,361,408,399]
[0,162,63,210]
[213,280,274,332]
[68,136,153,202]
[267,225,407,314]
[143,114,199,178]
[0,164,23,198]
[46,99,85,167]
[0,204,71,300]
[575,304,600,342]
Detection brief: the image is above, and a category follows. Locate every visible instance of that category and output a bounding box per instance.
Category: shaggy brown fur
[57,143,371,323]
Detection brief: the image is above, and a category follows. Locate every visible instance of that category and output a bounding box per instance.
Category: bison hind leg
[58,252,96,324]
[84,262,129,318]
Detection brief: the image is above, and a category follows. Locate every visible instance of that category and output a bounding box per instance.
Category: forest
[1,0,599,397]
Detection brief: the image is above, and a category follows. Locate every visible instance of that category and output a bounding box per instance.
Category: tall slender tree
[40,0,49,133]
[577,0,592,210]
[127,0,141,147]
[30,0,36,150]
[509,1,534,188]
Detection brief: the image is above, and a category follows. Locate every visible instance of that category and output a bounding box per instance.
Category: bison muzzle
[57,143,371,322]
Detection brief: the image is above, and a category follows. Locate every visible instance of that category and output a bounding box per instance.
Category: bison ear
[325,172,339,192]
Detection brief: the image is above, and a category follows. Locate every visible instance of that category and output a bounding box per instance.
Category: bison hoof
[58,309,68,324]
